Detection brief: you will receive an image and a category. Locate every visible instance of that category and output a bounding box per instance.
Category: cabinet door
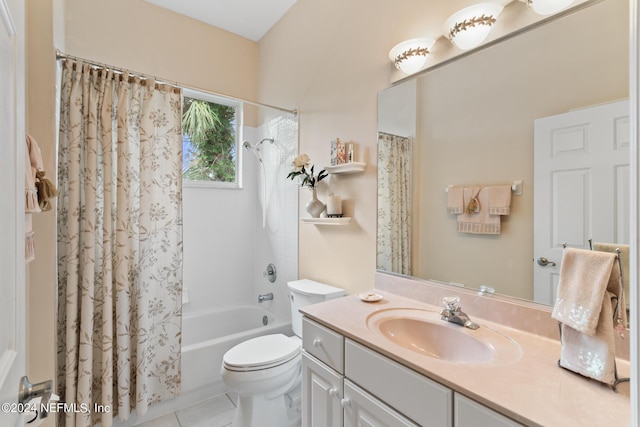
[302,351,344,427]
[454,393,523,427]
[344,380,419,427]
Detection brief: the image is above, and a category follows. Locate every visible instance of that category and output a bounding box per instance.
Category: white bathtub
[181,304,292,396]
[112,304,292,426]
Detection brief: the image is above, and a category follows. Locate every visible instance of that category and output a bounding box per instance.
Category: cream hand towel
[25,134,42,213]
[559,292,617,385]
[457,187,501,234]
[446,186,464,214]
[593,242,630,315]
[488,185,512,215]
[551,248,617,336]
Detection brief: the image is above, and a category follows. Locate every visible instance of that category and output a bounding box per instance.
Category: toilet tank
[287,279,346,337]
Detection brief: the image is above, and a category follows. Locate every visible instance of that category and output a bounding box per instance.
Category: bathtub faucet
[258,293,274,303]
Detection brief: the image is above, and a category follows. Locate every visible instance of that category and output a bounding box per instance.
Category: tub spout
[258,293,274,303]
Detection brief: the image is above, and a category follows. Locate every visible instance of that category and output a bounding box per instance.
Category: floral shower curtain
[377,132,412,275]
[57,60,183,427]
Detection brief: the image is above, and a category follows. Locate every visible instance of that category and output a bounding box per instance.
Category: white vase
[306,187,326,218]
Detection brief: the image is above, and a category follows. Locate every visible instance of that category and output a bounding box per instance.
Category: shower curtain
[377,132,412,275]
[57,60,183,427]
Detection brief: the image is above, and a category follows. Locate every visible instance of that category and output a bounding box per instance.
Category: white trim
[0,350,17,388]
[630,0,639,425]
[0,0,15,36]
[182,179,242,190]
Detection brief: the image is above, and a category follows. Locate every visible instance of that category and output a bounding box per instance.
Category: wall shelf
[325,162,366,175]
[301,217,351,225]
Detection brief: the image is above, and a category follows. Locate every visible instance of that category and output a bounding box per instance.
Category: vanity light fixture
[521,0,575,15]
[389,38,436,75]
[444,3,504,50]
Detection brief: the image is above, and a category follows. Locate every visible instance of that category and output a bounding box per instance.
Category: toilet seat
[223,334,301,372]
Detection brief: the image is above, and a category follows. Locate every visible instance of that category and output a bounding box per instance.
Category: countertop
[300,290,630,427]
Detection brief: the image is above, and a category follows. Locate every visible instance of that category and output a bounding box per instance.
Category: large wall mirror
[377,0,629,308]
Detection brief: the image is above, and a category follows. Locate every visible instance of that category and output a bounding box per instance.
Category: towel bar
[445,180,522,195]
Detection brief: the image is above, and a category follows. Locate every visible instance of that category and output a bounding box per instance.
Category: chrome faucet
[258,293,274,303]
[440,296,479,330]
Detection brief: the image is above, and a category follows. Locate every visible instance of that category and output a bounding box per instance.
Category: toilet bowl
[221,279,345,427]
[221,334,302,427]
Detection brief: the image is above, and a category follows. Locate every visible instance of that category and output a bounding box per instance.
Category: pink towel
[552,248,624,385]
[552,248,617,335]
[558,294,617,385]
[456,187,501,234]
[446,186,464,214]
[25,134,42,213]
[488,185,512,215]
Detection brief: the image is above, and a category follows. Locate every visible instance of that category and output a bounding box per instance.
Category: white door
[0,0,25,425]
[533,100,630,304]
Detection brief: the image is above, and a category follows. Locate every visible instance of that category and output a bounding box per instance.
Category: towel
[456,187,501,234]
[558,294,617,385]
[552,247,625,385]
[25,134,42,214]
[488,185,512,215]
[551,248,618,335]
[446,186,464,214]
[592,242,630,315]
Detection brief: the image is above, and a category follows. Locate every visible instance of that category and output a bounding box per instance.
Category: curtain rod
[55,49,298,115]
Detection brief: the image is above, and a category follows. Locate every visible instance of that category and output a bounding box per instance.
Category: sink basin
[366,308,521,364]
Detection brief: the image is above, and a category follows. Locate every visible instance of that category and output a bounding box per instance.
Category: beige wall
[26,0,260,420]
[26,4,59,427]
[416,0,628,299]
[258,0,628,297]
[258,0,404,294]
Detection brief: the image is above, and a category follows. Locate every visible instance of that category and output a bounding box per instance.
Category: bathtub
[112,304,291,426]
[181,304,292,398]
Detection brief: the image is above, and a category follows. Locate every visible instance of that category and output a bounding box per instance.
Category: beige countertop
[300,290,630,427]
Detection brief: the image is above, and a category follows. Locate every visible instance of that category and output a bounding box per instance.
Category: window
[182,89,242,187]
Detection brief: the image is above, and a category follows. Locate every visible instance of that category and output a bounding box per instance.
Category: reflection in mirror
[377,81,416,275]
[377,0,629,307]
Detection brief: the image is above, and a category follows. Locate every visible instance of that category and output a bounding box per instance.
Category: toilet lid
[223,334,301,371]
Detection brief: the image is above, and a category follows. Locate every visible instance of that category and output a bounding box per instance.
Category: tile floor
[133,393,237,427]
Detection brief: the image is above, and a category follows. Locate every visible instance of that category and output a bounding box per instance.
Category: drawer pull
[329,388,339,398]
[341,398,351,408]
[312,338,322,347]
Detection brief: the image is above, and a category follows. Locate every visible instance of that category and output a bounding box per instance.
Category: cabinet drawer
[303,317,345,374]
[454,393,523,427]
[346,339,452,427]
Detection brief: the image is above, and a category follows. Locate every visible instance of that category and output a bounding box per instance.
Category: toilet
[221,279,346,427]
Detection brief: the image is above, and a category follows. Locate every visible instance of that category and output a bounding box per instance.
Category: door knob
[18,376,53,419]
[536,257,556,267]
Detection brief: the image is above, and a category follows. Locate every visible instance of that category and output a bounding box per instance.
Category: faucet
[440,296,479,330]
[258,293,274,303]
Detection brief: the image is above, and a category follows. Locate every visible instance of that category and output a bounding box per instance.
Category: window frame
[182,88,244,189]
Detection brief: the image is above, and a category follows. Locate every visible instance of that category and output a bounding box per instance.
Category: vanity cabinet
[454,393,521,427]
[302,317,522,427]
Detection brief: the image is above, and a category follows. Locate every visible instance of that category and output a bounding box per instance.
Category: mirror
[376,0,629,304]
